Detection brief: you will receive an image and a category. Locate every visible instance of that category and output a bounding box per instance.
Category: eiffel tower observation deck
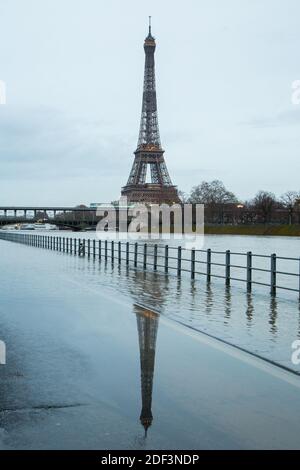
[121,19,180,205]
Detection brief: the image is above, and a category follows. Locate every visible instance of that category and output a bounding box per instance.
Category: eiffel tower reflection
[134,304,159,437]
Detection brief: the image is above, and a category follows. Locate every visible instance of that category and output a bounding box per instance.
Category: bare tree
[252,191,277,224]
[188,180,238,224]
[178,190,188,203]
[36,211,49,221]
[280,191,300,225]
[188,180,238,205]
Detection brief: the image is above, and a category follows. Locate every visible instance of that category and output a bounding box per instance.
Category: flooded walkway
[0,240,300,449]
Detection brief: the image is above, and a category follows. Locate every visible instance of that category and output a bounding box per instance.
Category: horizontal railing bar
[276,271,299,277]
[276,285,299,292]
[229,277,248,283]
[204,273,226,280]
[156,263,166,269]
[202,250,226,255]
[251,267,271,273]
[251,281,273,287]
[229,264,247,270]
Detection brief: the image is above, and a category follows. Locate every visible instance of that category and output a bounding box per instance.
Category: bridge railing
[0,231,299,300]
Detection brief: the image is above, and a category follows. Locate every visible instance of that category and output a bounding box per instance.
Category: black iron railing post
[270,253,277,296]
[143,243,147,270]
[134,242,138,268]
[207,249,211,283]
[299,258,300,302]
[105,240,108,261]
[118,241,121,264]
[177,246,182,277]
[247,251,252,292]
[225,250,231,286]
[154,244,158,271]
[191,249,195,280]
[111,241,114,263]
[164,245,169,274]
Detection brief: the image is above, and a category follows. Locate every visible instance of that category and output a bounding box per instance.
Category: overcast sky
[0,0,299,205]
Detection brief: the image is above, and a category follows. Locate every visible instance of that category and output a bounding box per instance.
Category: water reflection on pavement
[0,240,300,449]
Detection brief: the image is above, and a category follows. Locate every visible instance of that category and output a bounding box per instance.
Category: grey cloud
[0,106,130,181]
[242,108,300,129]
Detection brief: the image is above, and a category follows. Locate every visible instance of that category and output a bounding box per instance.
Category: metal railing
[0,232,299,300]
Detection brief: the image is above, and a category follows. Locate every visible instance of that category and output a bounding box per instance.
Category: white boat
[19,223,36,230]
[1,224,18,231]
[33,223,57,231]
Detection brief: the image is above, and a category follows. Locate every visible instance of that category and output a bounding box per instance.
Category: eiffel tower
[135,304,159,436]
[121,19,180,205]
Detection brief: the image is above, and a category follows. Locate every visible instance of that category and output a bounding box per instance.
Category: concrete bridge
[0,206,100,230]
[0,205,134,230]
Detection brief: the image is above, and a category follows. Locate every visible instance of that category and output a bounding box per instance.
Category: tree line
[179,180,300,225]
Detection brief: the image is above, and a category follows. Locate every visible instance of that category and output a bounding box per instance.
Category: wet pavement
[0,240,300,449]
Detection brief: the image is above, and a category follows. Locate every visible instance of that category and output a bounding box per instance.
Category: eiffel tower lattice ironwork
[121,19,180,204]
